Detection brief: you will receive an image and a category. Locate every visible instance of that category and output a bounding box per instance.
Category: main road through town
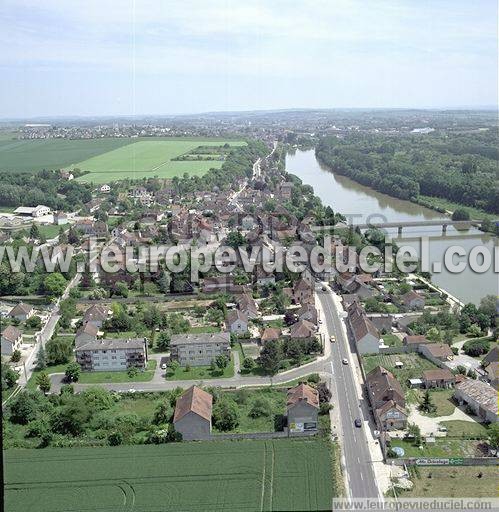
[318,286,380,499]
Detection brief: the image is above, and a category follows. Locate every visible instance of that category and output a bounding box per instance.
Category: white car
[342,358,349,365]
[161,363,167,370]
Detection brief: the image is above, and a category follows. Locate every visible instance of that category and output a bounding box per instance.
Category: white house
[100,184,111,193]
[226,309,248,334]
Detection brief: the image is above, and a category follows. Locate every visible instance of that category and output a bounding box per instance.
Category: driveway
[407,403,480,436]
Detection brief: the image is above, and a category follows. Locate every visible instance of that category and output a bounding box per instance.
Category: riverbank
[315,151,496,232]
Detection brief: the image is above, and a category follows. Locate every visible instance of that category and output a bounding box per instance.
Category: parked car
[330,335,336,343]
[161,363,167,370]
[354,419,362,428]
[342,358,348,365]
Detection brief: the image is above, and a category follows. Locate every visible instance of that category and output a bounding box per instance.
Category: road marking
[360,473,364,481]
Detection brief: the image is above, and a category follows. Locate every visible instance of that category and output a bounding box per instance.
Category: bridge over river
[311,219,494,236]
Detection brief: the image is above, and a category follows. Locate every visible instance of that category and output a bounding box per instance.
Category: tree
[65,362,81,382]
[157,331,171,352]
[407,423,422,445]
[127,366,138,378]
[108,431,123,446]
[10,349,21,363]
[488,423,499,451]
[419,390,436,413]
[58,226,68,244]
[1,362,19,389]
[478,294,496,325]
[258,339,282,375]
[215,354,229,371]
[36,372,51,394]
[34,345,47,370]
[43,272,67,297]
[45,337,73,365]
[51,400,91,436]
[26,315,42,329]
[284,338,304,364]
[463,338,490,356]
[317,382,331,404]
[242,357,255,371]
[9,391,39,424]
[226,230,245,249]
[212,397,239,431]
[153,402,172,425]
[452,208,470,221]
[29,223,40,240]
[248,397,272,418]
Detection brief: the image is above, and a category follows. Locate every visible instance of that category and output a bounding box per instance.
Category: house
[82,305,110,328]
[8,303,34,322]
[14,205,50,217]
[100,184,111,193]
[419,343,454,366]
[237,294,259,319]
[226,309,248,334]
[422,369,456,389]
[75,322,99,348]
[202,276,235,294]
[53,211,69,225]
[289,319,315,341]
[403,335,432,350]
[286,383,319,432]
[401,290,426,310]
[75,337,147,371]
[261,327,281,345]
[482,346,498,389]
[296,303,318,324]
[292,278,314,305]
[170,332,231,367]
[1,326,23,355]
[337,273,376,299]
[173,386,213,440]
[254,266,275,286]
[347,302,380,355]
[278,182,294,200]
[365,366,407,431]
[454,379,498,423]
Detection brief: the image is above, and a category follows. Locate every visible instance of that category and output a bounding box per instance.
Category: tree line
[316,132,498,214]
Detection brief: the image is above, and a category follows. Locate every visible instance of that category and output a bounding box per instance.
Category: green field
[0,138,134,172]
[4,438,334,512]
[74,138,246,183]
[0,137,246,182]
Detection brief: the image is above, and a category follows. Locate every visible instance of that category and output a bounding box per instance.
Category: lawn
[74,138,246,183]
[0,138,134,172]
[78,359,157,384]
[402,466,498,498]
[381,333,402,347]
[389,438,482,458]
[439,420,489,439]
[165,354,235,380]
[213,388,287,433]
[4,438,334,511]
[37,224,66,240]
[361,353,439,389]
[27,363,71,390]
[417,389,456,417]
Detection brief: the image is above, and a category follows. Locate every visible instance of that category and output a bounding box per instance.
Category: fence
[388,457,499,467]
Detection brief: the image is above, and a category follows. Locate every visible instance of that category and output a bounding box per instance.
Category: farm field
[73,138,246,183]
[0,138,134,172]
[4,438,334,512]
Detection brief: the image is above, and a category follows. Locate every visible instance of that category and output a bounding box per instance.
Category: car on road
[321,286,327,291]
[318,319,323,324]
[128,388,137,393]
[330,335,336,343]
[342,358,348,365]
[354,419,362,428]
[160,363,167,370]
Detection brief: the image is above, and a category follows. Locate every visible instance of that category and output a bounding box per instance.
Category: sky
[0,0,497,118]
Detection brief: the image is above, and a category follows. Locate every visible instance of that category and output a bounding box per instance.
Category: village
[1,140,497,498]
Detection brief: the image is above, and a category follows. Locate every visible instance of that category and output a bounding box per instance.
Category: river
[285,149,498,304]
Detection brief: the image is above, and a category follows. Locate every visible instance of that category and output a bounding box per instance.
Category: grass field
[4,438,334,511]
[74,138,245,183]
[402,466,497,498]
[0,138,134,172]
[165,354,235,380]
[78,359,157,384]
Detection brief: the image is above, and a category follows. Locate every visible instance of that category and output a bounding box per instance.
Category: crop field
[0,137,245,181]
[0,138,134,172]
[4,438,334,512]
[73,138,245,183]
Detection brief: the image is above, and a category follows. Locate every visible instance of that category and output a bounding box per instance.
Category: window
[111,349,116,353]
[111,356,117,360]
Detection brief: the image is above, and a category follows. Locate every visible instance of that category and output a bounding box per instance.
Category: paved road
[318,288,380,499]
